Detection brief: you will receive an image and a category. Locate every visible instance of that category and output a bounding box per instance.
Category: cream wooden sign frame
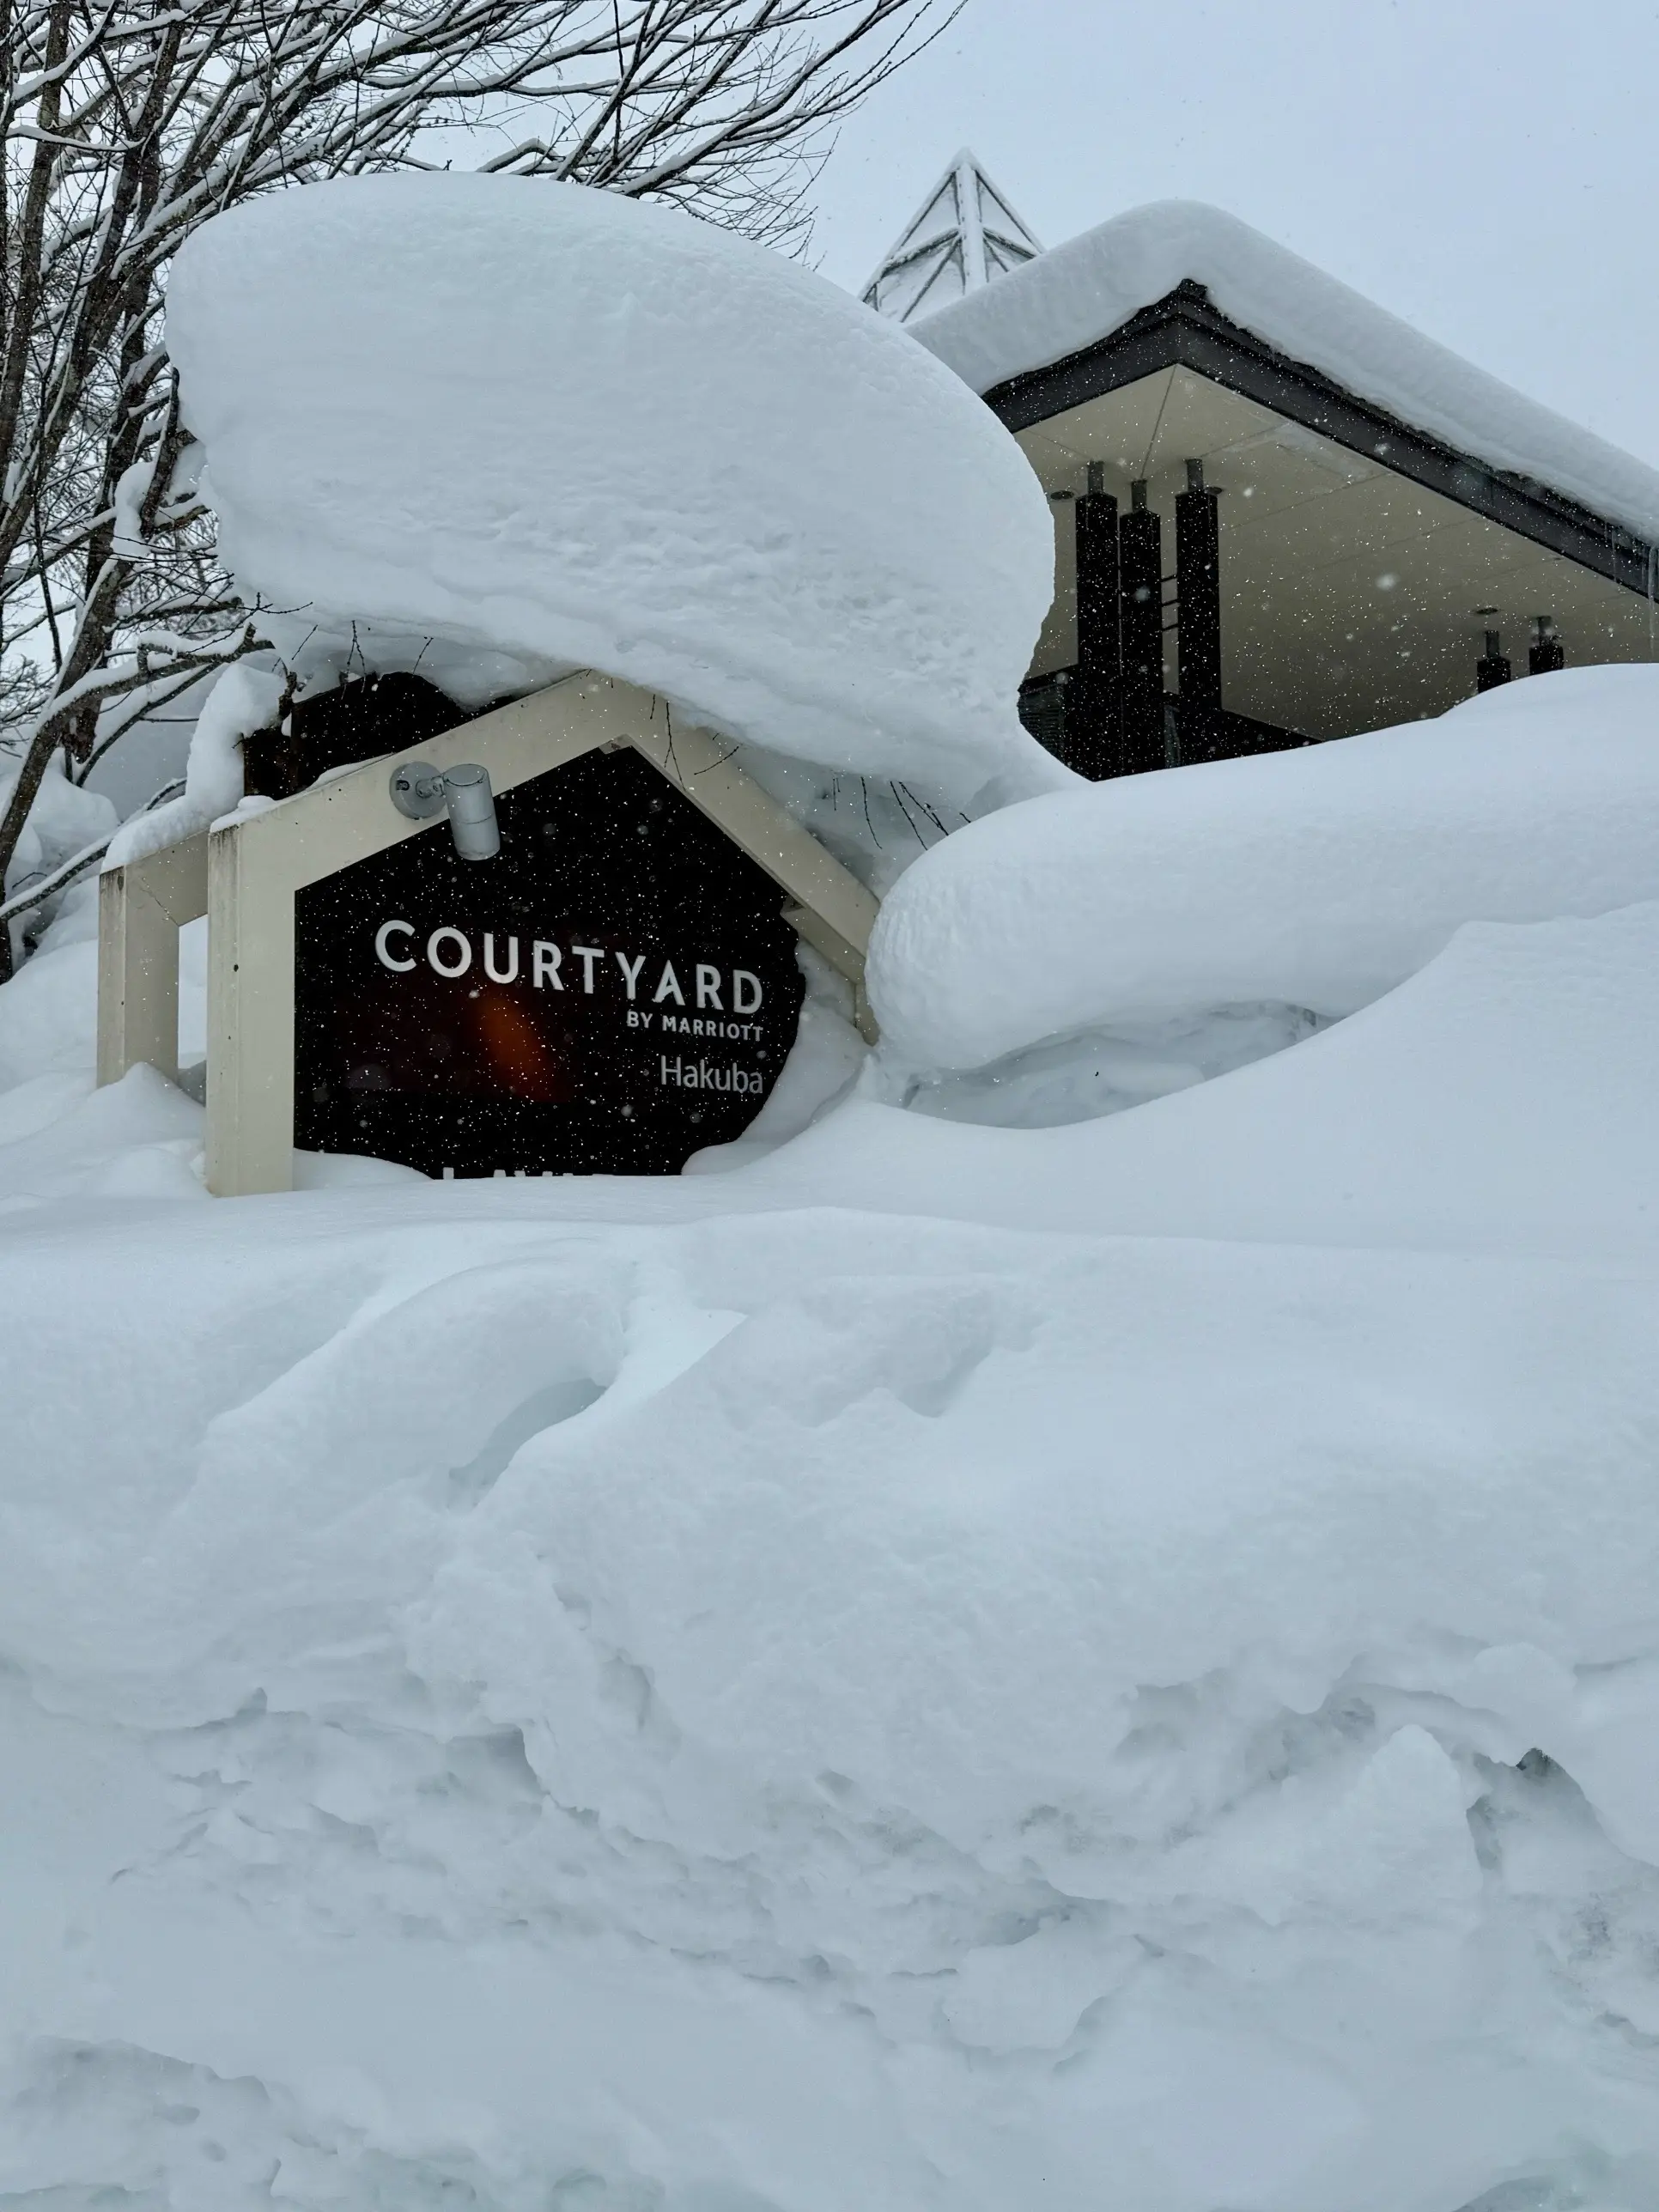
[97,672,880,1196]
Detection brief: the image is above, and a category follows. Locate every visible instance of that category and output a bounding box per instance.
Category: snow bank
[746,897,1659,1259]
[868,665,1659,1071]
[5,1184,1659,2206]
[10,604,1659,2206]
[166,173,1066,809]
[0,937,100,1091]
[912,198,1659,545]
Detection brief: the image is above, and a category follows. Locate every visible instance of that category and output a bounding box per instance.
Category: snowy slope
[166,174,1066,810]
[911,198,1659,546]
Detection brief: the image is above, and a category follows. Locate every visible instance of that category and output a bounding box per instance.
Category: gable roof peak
[863,149,1042,325]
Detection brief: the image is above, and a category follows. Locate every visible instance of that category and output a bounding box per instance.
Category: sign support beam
[96,831,209,1089]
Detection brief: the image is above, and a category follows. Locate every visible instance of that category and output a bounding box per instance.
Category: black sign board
[295,745,806,1177]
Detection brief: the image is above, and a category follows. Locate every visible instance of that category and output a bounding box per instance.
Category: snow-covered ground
[5,665,1659,2211]
[4,173,1659,2211]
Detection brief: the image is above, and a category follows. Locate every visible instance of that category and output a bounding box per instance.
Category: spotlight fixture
[389,759,501,860]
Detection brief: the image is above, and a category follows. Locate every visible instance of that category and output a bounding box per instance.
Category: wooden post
[95,832,210,1087]
[204,815,296,1196]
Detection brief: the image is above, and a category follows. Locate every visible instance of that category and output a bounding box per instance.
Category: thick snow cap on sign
[165,173,1064,808]
[866,665,1659,1070]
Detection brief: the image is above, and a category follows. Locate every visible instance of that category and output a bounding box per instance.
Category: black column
[1176,458,1222,761]
[1118,480,1165,775]
[1528,615,1565,675]
[1476,627,1511,691]
[1070,462,1120,780]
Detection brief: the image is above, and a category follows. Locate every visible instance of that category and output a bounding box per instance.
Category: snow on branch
[0,775,184,931]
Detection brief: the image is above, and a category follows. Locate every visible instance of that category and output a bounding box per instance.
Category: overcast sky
[811,0,1659,470]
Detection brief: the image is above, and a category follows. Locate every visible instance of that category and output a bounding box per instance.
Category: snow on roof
[166,174,1064,810]
[910,199,1659,549]
[863,149,1042,325]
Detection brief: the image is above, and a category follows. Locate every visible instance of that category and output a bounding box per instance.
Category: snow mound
[746,897,1659,1259]
[6,1191,1659,2206]
[868,665,1659,1071]
[0,939,101,1093]
[166,173,1065,809]
[0,875,111,1092]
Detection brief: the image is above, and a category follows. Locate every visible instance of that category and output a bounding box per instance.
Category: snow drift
[744,897,1659,1260]
[867,665,1659,1071]
[7,388,1659,2205]
[165,173,1065,808]
[5,1175,1659,2208]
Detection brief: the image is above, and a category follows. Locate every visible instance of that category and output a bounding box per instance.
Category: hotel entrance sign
[295,744,806,1177]
[96,674,879,1194]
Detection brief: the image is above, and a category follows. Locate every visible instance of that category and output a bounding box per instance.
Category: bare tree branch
[0,0,959,976]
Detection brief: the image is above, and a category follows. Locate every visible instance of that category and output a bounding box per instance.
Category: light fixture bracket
[389,760,447,820]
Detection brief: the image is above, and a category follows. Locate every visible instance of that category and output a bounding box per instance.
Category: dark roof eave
[985,281,1659,599]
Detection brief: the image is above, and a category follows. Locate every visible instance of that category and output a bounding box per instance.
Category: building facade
[870,184,1659,776]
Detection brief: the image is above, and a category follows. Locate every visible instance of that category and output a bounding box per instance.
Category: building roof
[863,149,1042,325]
[909,199,1659,556]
